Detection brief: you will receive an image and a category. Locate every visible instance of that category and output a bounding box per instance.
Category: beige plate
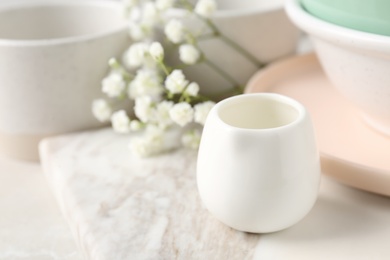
[246,53,390,197]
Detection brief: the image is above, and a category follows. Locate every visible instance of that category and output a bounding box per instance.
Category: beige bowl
[0,1,129,161]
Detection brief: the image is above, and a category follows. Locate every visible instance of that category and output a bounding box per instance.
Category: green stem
[108,58,133,81]
[195,94,211,102]
[157,59,171,77]
[178,0,193,10]
[219,34,265,69]
[179,86,189,102]
[178,0,265,69]
[197,32,217,41]
[211,87,243,101]
[203,59,244,93]
[203,17,265,68]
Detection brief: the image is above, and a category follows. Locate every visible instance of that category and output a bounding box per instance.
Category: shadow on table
[274,193,383,241]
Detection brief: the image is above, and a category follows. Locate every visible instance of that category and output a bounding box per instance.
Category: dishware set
[286,0,390,136]
[0,0,389,233]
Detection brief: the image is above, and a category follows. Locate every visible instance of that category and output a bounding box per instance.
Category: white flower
[134,96,155,123]
[108,57,119,68]
[130,120,143,131]
[181,129,201,149]
[156,0,175,10]
[111,110,131,133]
[164,19,185,44]
[142,2,159,26]
[155,101,174,127]
[128,21,148,41]
[169,102,194,126]
[194,101,215,125]
[195,0,217,17]
[179,44,201,65]
[129,125,181,157]
[165,69,189,94]
[123,0,138,10]
[149,42,164,61]
[185,82,199,96]
[128,69,163,99]
[129,131,163,157]
[128,4,141,20]
[92,99,112,122]
[123,42,149,68]
[101,73,126,98]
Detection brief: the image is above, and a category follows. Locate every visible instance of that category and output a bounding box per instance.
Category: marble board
[40,128,390,260]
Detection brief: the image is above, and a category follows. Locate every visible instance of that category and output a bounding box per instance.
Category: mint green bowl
[301,0,390,36]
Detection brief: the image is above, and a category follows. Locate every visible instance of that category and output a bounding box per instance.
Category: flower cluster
[92,0,258,157]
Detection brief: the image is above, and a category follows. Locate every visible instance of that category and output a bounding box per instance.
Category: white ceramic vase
[197,93,321,233]
[0,0,129,160]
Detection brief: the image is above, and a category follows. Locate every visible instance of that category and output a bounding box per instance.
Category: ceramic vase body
[197,93,321,233]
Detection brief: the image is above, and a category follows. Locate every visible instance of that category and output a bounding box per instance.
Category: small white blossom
[123,42,149,68]
[92,99,112,122]
[185,82,199,96]
[195,0,217,17]
[164,19,185,44]
[129,125,182,157]
[156,0,175,10]
[111,110,131,133]
[134,96,155,123]
[194,101,215,125]
[179,44,201,65]
[128,5,142,21]
[129,130,164,157]
[123,0,138,10]
[101,73,126,98]
[155,101,174,127]
[169,102,194,126]
[128,69,163,99]
[149,42,164,61]
[165,69,189,94]
[130,120,143,131]
[128,21,148,41]
[142,2,159,26]
[108,57,119,68]
[181,129,201,149]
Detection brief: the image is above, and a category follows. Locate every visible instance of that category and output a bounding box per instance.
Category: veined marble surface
[40,128,390,260]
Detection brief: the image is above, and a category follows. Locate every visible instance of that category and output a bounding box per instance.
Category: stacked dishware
[286,0,390,136]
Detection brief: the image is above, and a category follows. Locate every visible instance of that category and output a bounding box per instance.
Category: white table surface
[0,155,80,260]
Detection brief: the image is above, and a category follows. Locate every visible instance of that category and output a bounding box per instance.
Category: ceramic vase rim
[213,93,307,133]
[168,0,284,20]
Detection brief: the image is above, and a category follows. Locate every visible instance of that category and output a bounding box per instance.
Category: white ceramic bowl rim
[286,0,390,53]
[168,0,284,19]
[212,0,284,18]
[0,0,127,46]
[215,93,306,132]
